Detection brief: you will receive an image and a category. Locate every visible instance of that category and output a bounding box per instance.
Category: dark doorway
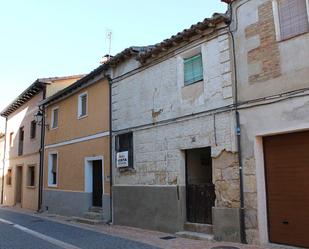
[92,160,103,207]
[186,147,215,224]
[16,166,23,205]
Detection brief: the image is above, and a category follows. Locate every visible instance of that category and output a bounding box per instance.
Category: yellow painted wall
[44,78,110,194]
[45,78,109,145]
[44,137,110,194]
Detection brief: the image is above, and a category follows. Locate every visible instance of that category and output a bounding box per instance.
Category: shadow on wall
[1,104,41,209]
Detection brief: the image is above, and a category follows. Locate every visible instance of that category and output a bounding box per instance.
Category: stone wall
[213,150,240,209]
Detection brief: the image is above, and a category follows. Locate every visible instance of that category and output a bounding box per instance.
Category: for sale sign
[116,151,129,168]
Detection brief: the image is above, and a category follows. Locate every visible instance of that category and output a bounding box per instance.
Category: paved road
[0,208,160,249]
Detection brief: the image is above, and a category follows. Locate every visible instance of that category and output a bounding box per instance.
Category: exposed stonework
[245,1,281,84]
[213,150,240,208]
[243,157,259,244]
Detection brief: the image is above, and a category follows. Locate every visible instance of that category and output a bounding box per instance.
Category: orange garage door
[263,131,309,248]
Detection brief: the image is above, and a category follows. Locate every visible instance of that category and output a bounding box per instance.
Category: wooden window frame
[183,53,204,86]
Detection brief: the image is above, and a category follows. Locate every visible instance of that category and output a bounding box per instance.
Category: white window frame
[48,151,58,187]
[51,107,59,130]
[273,0,309,41]
[77,92,88,119]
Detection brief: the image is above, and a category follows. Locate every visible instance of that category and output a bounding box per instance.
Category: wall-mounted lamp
[35,109,49,128]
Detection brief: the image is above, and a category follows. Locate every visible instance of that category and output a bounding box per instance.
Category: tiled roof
[137,13,229,62]
[0,75,84,117]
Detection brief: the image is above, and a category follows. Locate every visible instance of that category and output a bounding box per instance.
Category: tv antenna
[106,29,112,59]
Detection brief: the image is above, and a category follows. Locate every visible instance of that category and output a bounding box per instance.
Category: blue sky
[0,0,227,131]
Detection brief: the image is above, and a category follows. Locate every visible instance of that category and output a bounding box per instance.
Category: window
[51,107,59,129]
[18,127,24,156]
[78,92,88,118]
[116,132,133,168]
[48,153,58,186]
[184,54,203,86]
[6,169,12,185]
[9,132,14,147]
[27,165,35,187]
[278,0,309,40]
[30,120,36,139]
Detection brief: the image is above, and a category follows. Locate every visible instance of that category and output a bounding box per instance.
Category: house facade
[0,133,4,204]
[109,14,242,242]
[0,75,83,210]
[41,69,111,220]
[228,0,309,247]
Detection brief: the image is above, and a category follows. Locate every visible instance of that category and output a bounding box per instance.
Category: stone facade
[110,20,242,241]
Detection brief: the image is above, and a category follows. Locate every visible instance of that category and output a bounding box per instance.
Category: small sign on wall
[116,151,129,168]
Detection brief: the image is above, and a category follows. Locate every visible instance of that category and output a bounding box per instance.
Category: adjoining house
[108,13,242,242]
[40,67,111,221]
[0,75,83,210]
[0,133,4,204]
[226,0,309,247]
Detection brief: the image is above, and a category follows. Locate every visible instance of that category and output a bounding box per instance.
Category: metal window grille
[279,0,309,40]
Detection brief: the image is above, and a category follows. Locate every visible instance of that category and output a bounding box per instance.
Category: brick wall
[245,1,281,84]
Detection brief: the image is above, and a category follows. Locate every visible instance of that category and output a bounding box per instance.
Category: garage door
[263,131,309,248]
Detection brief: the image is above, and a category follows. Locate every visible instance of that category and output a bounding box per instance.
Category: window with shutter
[30,120,36,139]
[184,54,203,86]
[278,0,309,40]
[78,93,88,118]
[27,166,35,187]
[48,153,58,186]
[51,108,59,129]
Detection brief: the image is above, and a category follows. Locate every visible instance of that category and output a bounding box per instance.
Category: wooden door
[263,131,309,248]
[92,160,103,207]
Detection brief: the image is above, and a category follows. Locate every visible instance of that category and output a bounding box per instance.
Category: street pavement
[0,208,160,249]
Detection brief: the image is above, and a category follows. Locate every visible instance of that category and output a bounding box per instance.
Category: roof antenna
[100,29,113,64]
[106,29,112,59]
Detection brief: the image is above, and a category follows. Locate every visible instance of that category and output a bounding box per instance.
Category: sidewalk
[1,206,270,249]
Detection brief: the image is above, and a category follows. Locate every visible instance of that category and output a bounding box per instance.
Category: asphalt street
[0,208,160,249]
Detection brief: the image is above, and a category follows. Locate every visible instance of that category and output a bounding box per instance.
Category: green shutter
[184,54,203,85]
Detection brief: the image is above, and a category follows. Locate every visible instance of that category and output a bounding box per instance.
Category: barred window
[278,0,309,40]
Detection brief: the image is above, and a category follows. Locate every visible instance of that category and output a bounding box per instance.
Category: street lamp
[34,109,48,128]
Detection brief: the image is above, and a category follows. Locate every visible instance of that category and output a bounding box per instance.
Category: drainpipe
[106,74,113,224]
[226,2,247,244]
[1,117,8,205]
[37,87,46,212]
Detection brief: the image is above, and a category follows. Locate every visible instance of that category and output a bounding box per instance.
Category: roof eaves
[137,13,229,62]
[0,80,45,117]
[40,65,108,106]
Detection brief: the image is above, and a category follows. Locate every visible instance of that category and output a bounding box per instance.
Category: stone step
[89,206,103,213]
[73,217,105,225]
[176,231,214,241]
[84,211,104,220]
[184,222,213,234]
